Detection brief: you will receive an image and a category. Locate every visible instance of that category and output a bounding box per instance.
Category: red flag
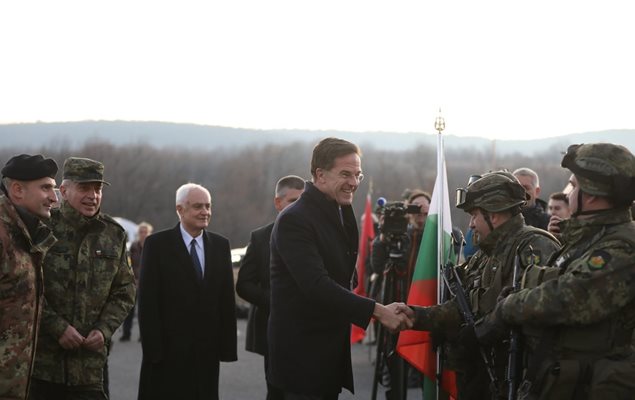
[351,193,375,343]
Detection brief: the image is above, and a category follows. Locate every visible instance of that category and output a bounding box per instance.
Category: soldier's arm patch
[525,251,542,266]
[586,250,611,270]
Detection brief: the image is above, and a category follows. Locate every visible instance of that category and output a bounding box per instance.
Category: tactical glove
[474,301,509,346]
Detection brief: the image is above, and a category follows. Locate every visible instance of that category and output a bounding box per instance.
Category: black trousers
[29,379,108,400]
[264,356,284,400]
[282,391,338,400]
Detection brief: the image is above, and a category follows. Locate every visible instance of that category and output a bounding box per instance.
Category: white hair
[175,183,210,206]
[512,167,540,188]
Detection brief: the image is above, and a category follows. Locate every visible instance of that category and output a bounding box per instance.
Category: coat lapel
[202,231,214,286]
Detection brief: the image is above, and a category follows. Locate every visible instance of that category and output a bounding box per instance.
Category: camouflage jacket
[32,202,136,386]
[413,214,560,333]
[411,214,560,397]
[501,208,635,358]
[0,195,56,400]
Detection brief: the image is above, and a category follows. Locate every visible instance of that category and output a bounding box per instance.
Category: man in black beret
[0,154,58,399]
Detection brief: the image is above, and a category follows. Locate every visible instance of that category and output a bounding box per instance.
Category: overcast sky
[1,0,634,140]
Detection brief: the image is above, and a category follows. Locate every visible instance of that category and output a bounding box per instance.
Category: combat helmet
[456,171,528,213]
[561,143,635,206]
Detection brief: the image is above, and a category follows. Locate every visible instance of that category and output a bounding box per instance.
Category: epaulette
[99,214,126,232]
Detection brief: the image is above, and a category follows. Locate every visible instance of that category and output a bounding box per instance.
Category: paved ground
[108,318,423,400]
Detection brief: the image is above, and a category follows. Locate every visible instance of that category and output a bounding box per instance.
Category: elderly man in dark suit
[268,137,413,400]
[137,183,237,400]
[236,174,305,400]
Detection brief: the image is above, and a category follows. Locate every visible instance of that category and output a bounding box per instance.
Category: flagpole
[435,109,446,400]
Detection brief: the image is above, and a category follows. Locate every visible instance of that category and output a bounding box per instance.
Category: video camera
[376,197,421,237]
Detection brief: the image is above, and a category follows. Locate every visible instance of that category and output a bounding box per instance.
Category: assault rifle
[436,232,465,393]
[507,246,533,400]
[440,262,500,397]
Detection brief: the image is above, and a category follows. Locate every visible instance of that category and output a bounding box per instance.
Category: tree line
[0,139,570,247]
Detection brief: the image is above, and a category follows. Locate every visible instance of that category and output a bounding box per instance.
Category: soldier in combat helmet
[477,143,635,400]
[398,171,561,399]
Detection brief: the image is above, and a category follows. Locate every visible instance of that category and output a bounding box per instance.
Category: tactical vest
[468,226,558,316]
[518,226,635,400]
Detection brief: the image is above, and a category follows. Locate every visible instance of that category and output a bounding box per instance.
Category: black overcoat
[236,222,274,356]
[137,224,237,400]
[268,182,375,396]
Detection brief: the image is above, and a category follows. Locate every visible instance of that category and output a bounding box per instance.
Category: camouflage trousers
[29,379,107,400]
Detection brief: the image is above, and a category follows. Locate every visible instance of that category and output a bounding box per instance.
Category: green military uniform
[0,196,56,399]
[31,158,135,393]
[0,154,58,400]
[411,172,561,400]
[495,143,635,400]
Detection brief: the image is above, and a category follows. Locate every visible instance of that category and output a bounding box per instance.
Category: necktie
[190,239,203,280]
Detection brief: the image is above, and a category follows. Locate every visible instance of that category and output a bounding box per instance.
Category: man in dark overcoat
[236,174,304,400]
[267,137,413,400]
[137,183,237,400]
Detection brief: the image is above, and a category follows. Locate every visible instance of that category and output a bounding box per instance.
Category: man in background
[0,154,58,399]
[31,157,136,400]
[138,183,237,400]
[547,191,570,219]
[371,190,430,281]
[369,189,432,398]
[547,191,570,236]
[513,167,550,230]
[236,174,304,400]
[120,221,153,342]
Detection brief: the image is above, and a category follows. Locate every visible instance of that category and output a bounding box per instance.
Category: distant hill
[1,120,634,155]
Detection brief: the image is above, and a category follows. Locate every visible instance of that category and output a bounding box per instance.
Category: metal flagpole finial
[435,108,445,134]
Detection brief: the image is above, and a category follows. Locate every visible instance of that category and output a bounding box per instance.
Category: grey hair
[175,183,210,206]
[275,175,305,198]
[512,167,540,189]
[1,177,12,188]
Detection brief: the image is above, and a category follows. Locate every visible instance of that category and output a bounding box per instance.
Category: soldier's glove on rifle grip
[474,301,509,346]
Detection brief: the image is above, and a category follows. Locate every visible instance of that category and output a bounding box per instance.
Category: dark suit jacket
[137,224,237,400]
[268,182,375,396]
[235,222,273,356]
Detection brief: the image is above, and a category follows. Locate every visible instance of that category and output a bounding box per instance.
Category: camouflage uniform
[31,159,135,391]
[0,196,56,400]
[495,144,635,400]
[411,172,561,400]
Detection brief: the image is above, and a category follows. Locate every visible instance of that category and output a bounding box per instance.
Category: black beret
[1,154,58,181]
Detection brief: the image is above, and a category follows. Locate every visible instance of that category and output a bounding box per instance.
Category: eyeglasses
[327,169,364,183]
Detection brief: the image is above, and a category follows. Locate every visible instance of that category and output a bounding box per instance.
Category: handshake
[373,302,415,333]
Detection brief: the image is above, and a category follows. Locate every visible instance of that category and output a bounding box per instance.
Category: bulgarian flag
[351,192,375,343]
[396,137,457,399]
